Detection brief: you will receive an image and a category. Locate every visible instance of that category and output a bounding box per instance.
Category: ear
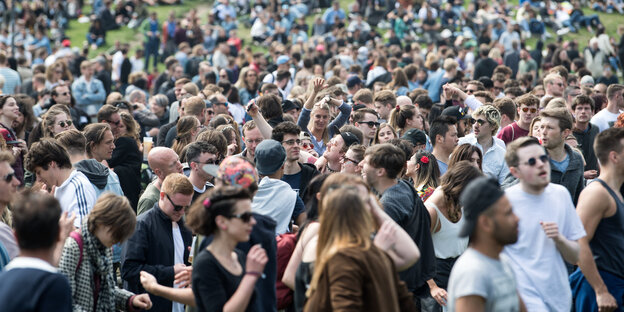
[215,215,228,229]
[477,214,494,235]
[509,166,521,179]
[562,128,571,139]
[159,191,165,201]
[377,167,387,178]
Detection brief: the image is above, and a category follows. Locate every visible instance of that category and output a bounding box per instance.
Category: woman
[45,60,73,88]
[448,143,483,171]
[406,150,440,202]
[304,186,416,311]
[373,123,397,144]
[119,112,142,152]
[386,68,410,96]
[108,116,143,210]
[13,95,36,142]
[172,116,201,158]
[529,116,542,141]
[388,104,424,137]
[365,55,388,87]
[58,193,152,311]
[217,124,242,156]
[423,161,482,310]
[186,186,268,312]
[0,95,27,183]
[41,105,74,139]
[236,67,259,107]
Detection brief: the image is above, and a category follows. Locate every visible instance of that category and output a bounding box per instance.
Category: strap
[69,231,84,274]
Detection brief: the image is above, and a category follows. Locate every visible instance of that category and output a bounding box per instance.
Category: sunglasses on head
[521,107,538,113]
[360,121,380,128]
[524,154,549,166]
[228,211,253,223]
[58,120,73,127]
[165,193,188,211]
[2,172,15,183]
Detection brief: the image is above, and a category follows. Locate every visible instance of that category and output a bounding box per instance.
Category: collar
[4,257,57,273]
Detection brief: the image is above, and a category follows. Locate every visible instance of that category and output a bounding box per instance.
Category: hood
[74,159,110,189]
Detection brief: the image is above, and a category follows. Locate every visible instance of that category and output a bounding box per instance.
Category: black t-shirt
[192,249,256,312]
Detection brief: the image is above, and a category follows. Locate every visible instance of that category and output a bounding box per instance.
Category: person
[185,141,217,203]
[591,84,624,132]
[122,173,193,312]
[0,95,26,184]
[340,144,366,175]
[352,108,379,146]
[405,150,439,202]
[0,151,21,264]
[138,146,183,215]
[503,136,586,311]
[446,177,525,311]
[571,127,624,311]
[25,138,97,228]
[572,95,600,179]
[185,186,268,312]
[429,116,459,176]
[315,130,360,174]
[59,193,152,311]
[373,90,397,123]
[71,60,106,116]
[374,123,397,144]
[543,73,565,98]
[448,144,483,171]
[423,161,482,310]
[171,116,201,157]
[359,143,436,306]
[0,190,73,311]
[389,104,423,137]
[497,94,540,145]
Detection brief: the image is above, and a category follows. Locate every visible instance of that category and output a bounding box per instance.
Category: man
[591,84,624,132]
[518,49,538,82]
[571,127,624,311]
[142,12,160,72]
[346,76,363,102]
[51,84,86,130]
[359,143,435,306]
[503,136,585,311]
[71,60,106,116]
[93,57,112,95]
[499,23,520,53]
[164,96,206,148]
[252,140,306,235]
[0,152,20,263]
[97,104,123,138]
[540,108,585,204]
[564,86,582,113]
[137,147,183,215]
[0,191,72,311]
[352,108,379,146]
[263,55,295,97]
[493,97,517,135]
[322,1,346,27]
[239,121,264,161]
[185,141,217,203]
[441,106,470,138]
[208,92,229,116]
[572,95,600,179]
[340,144,366,175]
[122,173,193,312]
[430,116,459,175]
[25,139,97,228]
[402,128,428,152]
[497,94,539,145]
[458,105,509,184]
[373,90,397,122]
[447,177,524,311]
[317,130,360,174]
[271,122,319,196]
[353,88,374,109]
[0,51,21,94]
[543,73,565,98]
[473,45,498,80]
[56,129,123,198]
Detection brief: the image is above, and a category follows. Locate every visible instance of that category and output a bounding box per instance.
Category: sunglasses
[106,119,121,126]
[521,107,538,113]
[360,121,380,128]
[2,172,15,183]
[342,156,359,164]
[465,89,477,94]
[470,118,487,126]
[524,154,549,166]
[283,139,301,146]
[57,120,73,127]
[207,110,215,115]
[165,193,188,211]
[59,92,70,96]
[228,211,254,223]
[301,142,312,149]
[550,82,564,87]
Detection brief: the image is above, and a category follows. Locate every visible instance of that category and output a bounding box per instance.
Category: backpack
[70,231,84,274]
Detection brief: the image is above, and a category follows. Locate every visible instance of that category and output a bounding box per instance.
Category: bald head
[147,147,183,181]
[397,96,413,106]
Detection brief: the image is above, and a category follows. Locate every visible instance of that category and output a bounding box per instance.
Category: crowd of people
[0,0,623,311]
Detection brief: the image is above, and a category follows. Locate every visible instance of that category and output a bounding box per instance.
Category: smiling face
[311,107,330,132]
[340,148,360,174]
[376,125,395,143]
[0,161,19,206]
[281,133,301,161]
[0,97,20,121]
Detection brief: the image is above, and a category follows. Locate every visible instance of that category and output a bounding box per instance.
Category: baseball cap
[203,156,258,188]
[254,139,287,176]
[282,99,298,113]
[458,177,506,237]
[580,75,595,87]
[62,39,71,47]
[401,129,427,146]
[347,76,363,88]
[276,55,290,65]
[442,106,470,120]
[332,126,360,148]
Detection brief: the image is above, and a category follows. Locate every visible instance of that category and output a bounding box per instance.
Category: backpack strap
[69,231,84,274]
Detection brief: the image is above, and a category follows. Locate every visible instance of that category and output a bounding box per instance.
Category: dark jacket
[96,69,112,94]
[109,137,142,210]
[157,120,177,147]
[74,159,110,189]
[550,144,585,205]
[298,162,319,196]
[473,57,498,79]
[121,204,193,312]
[573,123,599,172]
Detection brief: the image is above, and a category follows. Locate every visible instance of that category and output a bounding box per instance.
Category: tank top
[590,179,624,279]
[428,201,469,259]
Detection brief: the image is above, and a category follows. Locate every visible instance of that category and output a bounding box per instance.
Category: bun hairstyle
[186,186,252,236]
[388,104,416,132]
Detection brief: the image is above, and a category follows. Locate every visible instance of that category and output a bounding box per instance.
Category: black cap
[442,106,470,121]
[401,129,427,146]
[352,103,367,111]
[458,177,506,237]
[332,125,360,147]
[282,99,298,112]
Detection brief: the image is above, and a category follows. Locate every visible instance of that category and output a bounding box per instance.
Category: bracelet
[245,271,263,278]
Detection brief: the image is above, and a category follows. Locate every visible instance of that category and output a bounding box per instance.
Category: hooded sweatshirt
[74,159,124,198]
[252,177,298,235]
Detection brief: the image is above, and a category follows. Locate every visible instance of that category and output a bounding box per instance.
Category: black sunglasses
[470,118,487,126]
[360,121,380,128]
[165,193,188,211]
[524,154,549,166]
[228,211,254,223]
[58,120,73,127]
[2,172,15,183]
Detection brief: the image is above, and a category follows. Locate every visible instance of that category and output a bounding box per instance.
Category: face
[89,130,115,161]
[408,109,424,131]
[547,78,564,97]
[281,133,301,161]
[517,104,538,126]
[356,113,379,140]
[35,163,61,187]
[51,113,72,135]
[0,162,19,205]
[324,135,345,162]
[465,84,479,95]
[1,97,20,121]
[160,150,184,177]
[193,152,218,180]
[243,127,263,158]
[54,86,71,105]
[472,114,494,141]
[174,85,183,100]
[512,144,550,191]
[311,108,329,132]
[489,196,519,245]
[377,125,395,143]
[440,125,459,153]
[94,226,117,248]
[574,104,593,124]
[374,102,391,120]
[493,81,504,96]
[531,121,542,139]
[160,191,193,222]
[470,151,481,169]
[593,84,607,95]
[540,117,566,149]
[81,64,93,77]
[214,96,229,115]
[105,113,122,137]
[406,153,418,177]
[340,148,360,174]
[359,155,379,187]
[151,101,165,116]
[220,199,256,242]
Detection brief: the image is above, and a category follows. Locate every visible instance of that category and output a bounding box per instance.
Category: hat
[347,76,363,88]
[580,75,595,86]
[401,129,427,146]
[203,156,258,188]
[358,46,368,56]
[254,139,287,175]
[442,106,470,120]
[276,55,290,65]
[332,125,360,147]
[459,177,506,237]
[316,44,325,52]
[282,99,298,112]
[440,29,453,39]
[352,103,367,111]
[62,39,71,47]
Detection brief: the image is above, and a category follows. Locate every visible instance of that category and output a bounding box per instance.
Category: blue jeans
[144,39,159,72]
[87,35,104,47]
[570,268,624,311]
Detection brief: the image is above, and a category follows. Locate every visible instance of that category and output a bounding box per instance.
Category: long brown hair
[440,161,482,222]
[172,116,200,157]
[449,143,483,171]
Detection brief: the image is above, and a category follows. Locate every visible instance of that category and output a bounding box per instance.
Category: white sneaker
[556,27,570,36]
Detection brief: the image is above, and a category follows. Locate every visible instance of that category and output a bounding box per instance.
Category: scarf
[82,219,116,312]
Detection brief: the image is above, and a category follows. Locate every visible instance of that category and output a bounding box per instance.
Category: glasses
[521,107,538,113]
[470,118,488,126]
[283,139,301,146]
[59,92,70,96]
[301,142,312,149]
[114,102,130,110]
[214,102,228,107]
[342,156,359,164]
[227,211,254,223]
[106,119,121,126]
[165,193,188,211]
[207,110,215,115]
[1,172,15,183]
[359,121,380,128]
[465,89,477,94]
[57,120,73,127]
[195,158,218,166]
[523,154,549,166]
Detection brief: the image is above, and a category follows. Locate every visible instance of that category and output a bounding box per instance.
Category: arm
[327,100,352,135]
[246,100,272,139]
[140,271,196,306]
[455,295,486,312]
[223,245,268,312]
[540,221,580,264]
[282,223,319,290]
[84,81,107,103]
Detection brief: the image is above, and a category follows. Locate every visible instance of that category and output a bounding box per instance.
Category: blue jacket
[71,76,106,107]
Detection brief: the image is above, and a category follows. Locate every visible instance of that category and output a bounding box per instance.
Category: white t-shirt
[54,170,97,228]
[172,222,184,312]
[503,183,586,312]
[448,248,520,311]
[591,109,621,133]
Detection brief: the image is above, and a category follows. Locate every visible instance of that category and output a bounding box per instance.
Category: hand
[173,263,187,275]
[430,286,448,306]
[246,100,259,118]
[596,290,617,312]
[312,77,325,94]
[583,170,598,179]
[16,139,27,149]
[132,293,152,310]
[59,212,77,240]
[227,143,237,156]
[245,244,268,274]
[174,266,193,288]
[540,221,562,242]
[373,220,397,252]
[140,271,158,292]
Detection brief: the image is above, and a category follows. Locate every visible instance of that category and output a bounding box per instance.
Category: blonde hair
[42,105,71,138]
[307,102,331,144]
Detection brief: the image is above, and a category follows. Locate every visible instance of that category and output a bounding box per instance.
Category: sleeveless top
[590,179,624,279]
[428,201,469,259]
